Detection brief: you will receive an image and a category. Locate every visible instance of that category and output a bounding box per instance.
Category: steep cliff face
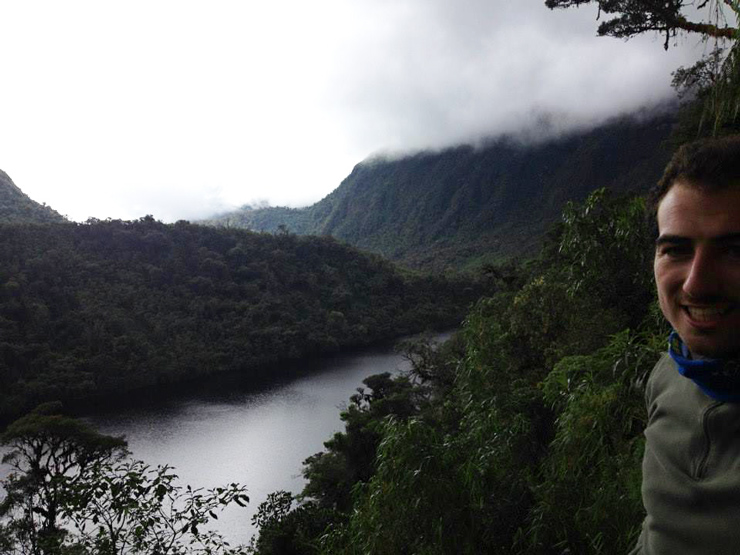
[204,112,675,269]
[0,170,66,223]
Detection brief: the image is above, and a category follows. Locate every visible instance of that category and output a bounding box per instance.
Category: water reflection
[85,339,434,545]
[0,333,451,546]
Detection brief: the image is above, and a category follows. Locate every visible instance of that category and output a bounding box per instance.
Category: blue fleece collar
[668,332,740,403]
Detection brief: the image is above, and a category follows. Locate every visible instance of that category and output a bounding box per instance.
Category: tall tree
[0,402,127,553]
[0,404,250,555]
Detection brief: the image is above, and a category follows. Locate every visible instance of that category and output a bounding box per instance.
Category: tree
[545,0,737,46]
[558,188,654,327]
[0,402,127,553]
[0,404,250,554]
[546,0,740,133]
[61,460,250,555]
[247,491,333,555]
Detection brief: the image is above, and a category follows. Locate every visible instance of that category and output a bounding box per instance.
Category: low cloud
[0,0,711,220]
[325,0,705,154]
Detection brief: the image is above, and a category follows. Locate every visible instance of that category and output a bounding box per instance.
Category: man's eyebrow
[655,235,689,247]
[655,233,740,247]
[715,232,740,243]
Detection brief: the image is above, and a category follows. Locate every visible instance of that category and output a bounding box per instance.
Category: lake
[77,332,450,546]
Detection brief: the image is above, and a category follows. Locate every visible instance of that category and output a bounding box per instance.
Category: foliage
[247,492,334,555]
[61,461,249,555]
[671,44,740,140]
[558,189,654,327]
[0,218,476,421]
[249,188,665,554]
[250,337,463,554]
[300,372,419,513]
[526,331,659,554]
[545,0,737,45]
[0,405,250,554]
[0,402,128,553]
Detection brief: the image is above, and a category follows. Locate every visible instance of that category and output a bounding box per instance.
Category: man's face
[654,181,740,358]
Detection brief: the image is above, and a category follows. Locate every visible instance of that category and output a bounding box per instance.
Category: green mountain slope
[0,218,476,421]
[205,113,674,269]
[0,170,66,223]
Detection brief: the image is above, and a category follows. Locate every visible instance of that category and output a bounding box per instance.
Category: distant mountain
[0,170,66,223]
[204,113,675,270]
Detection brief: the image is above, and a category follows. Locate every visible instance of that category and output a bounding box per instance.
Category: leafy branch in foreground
[61,460,250,555]
[0,402,128,553]
[1,404,250,554]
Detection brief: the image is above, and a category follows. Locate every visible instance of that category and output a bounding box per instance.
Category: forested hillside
[0,218,476,421]
[0,170,66,223]
[205,113,675,269]
[247,188,666,554]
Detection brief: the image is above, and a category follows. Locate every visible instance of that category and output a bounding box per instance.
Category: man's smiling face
[654,181,740,358]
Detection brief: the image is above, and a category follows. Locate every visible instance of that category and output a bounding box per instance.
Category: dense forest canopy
[0,218,477,422]
[243,187,665,555]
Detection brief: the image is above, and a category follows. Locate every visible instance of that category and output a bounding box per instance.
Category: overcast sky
[0,1,709,222]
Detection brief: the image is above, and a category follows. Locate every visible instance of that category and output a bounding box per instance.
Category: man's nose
[683,247,720,299]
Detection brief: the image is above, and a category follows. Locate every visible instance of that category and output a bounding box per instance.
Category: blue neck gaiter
[668,332,740,403]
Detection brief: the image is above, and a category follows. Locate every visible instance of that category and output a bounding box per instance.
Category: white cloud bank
[0,0,708,222]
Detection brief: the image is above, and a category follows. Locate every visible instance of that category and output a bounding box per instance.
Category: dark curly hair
[647,135,740,236]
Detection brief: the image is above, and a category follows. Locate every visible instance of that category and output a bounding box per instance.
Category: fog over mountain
[204,111,677,270]
[0,1,704,222]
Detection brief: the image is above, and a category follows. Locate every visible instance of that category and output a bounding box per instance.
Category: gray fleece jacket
[630,354,740,554]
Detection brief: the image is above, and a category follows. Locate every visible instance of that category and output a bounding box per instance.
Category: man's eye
[659,245,691,258]
[725,245,740,259]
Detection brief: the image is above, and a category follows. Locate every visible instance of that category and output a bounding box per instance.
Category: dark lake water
[71,332,452,546]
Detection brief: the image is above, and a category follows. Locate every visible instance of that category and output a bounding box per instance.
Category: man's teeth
[686,306,729,321]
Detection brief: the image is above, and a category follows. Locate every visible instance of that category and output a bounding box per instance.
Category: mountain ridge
[204,112,676,269]
[0,170,66,224]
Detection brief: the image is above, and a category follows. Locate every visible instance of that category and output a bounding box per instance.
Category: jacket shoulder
[645,353,675,412]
